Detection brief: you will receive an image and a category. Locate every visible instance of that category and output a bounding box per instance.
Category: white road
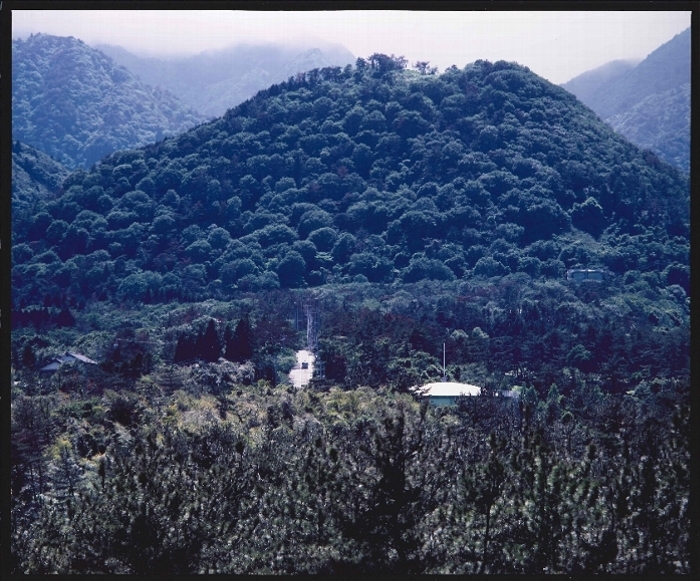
[289,350,315,388]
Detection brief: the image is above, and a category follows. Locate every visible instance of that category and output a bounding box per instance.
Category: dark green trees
[174,319,221,363]
[333,402,453,574]
[277,251,306,288]
[11,53,689,310]
[12,375,688,574]
[197,319,221,363]
[224,316,254,362]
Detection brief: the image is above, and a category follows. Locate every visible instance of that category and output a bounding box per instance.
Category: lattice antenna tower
[304,297,320,353]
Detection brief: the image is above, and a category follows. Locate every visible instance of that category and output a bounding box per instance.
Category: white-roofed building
[411,381,482,406]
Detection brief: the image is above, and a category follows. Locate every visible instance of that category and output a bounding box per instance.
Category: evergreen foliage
[10,370,689,574]
[225,315,254,362]
[11,55,689,311]
[196,319,222,363]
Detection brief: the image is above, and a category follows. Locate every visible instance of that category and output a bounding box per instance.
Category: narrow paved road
[289,350,315,388]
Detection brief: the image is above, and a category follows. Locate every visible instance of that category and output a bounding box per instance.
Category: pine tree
[21,344,36,368]
[173,334,197,363]
[55,307,76,327]
[225,315,254,362]
[197,319,221,363]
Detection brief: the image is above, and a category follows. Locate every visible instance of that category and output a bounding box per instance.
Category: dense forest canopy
[12,140,70,212]
[11,365,689,574]
[12,54,689,310]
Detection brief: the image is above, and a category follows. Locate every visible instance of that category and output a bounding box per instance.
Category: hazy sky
[12,9,691,84]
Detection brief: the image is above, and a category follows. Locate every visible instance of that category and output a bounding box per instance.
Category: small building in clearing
[411,381,482,406]
[39,351,97,372]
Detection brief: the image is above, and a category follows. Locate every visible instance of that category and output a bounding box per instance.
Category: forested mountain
[582,28,690,120]
[11,53,690,574]
[12,140,71,255]
[605,83,690,173]
[12,54,689,309]
[95,41,356,119]
[12,33,208,169]
[559,59,639,105]
[561,28,690,173]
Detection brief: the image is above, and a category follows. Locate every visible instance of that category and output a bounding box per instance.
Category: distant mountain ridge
[95,41,356,118]
[560,59,640,106]
[12,33,208,170]
[605,83,689,172]
[560,28,690,173]
[585,28,690,120]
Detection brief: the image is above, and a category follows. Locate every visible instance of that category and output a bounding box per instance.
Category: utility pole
[442,342,447,382]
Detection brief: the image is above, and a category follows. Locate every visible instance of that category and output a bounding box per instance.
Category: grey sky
[12,9,691,85]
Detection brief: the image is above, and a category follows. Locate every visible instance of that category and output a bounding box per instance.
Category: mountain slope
[12,33,208,169]
[606,83,689,172]
[12,56,689,308]
[95,42,356,118]
[586,28,690,120]
[561,28,690,173]
[12,139,70,202]
[559,59,639,105]
[12,140,71,249]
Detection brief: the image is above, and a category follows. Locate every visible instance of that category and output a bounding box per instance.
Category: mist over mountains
[559,59,640,106]
[12,33,355,171]
[95,41,356,119]
[12,34,208,170]
[561,27,690,173]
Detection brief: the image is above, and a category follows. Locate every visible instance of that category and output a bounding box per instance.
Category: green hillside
[12,140,70,204]
[12,55,689,308]
[606,83,690,174]
[12,33,208,169]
